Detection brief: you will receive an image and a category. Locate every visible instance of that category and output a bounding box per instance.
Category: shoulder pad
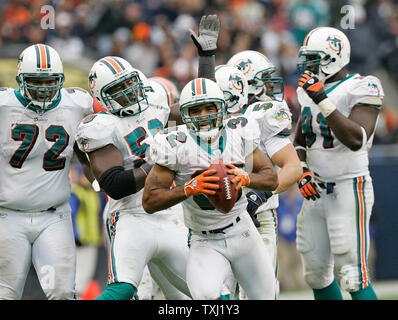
[62,87,94,115]
[76,113,117,153]
[247,100,292,136]
[348,75,384,105]
[149,127,184,170]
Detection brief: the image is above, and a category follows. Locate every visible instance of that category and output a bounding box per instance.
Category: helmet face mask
[252,68,284,102]
[101,71,148,116]
[296,50,333,78]
[18,74,65,108]
[181,101,225,133]
[89,56,149,117]
[17,44,64,109]
[179,78,227,141]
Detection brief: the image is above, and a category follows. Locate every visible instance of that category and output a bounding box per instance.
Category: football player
[293,27,383,300]
[142,77,278,299]
[76,56,191,300]
[223,51,302,298]
[0,44,94,299]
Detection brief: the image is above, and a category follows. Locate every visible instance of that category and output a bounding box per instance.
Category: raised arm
[190,14,220,81]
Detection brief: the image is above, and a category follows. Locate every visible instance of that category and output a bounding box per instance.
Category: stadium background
[0,0,397,299]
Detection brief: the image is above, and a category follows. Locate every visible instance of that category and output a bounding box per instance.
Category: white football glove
[189,15,220,56]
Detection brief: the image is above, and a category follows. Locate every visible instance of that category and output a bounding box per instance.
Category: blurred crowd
[0,0,397,137]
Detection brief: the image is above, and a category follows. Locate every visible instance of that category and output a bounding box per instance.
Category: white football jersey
[76,101,170,217]
[150,121,260,231]
[0,87,94,212]
[297,73,384,181]
[229,98,292,211]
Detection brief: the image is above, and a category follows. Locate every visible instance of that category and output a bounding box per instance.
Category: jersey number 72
[9,123,69,171]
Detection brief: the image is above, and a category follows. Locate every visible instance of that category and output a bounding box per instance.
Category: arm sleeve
[263,136,292,159]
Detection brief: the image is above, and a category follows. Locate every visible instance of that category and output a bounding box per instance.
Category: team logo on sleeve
[327,35,343,56]
[367,81,380,95]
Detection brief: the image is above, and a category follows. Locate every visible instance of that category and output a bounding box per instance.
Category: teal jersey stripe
[353,177,369,289]
[353,177,361,287]
[13,88,62,112]
[191,129,227,156]
[362,177,369,289]
[325,73,357,94]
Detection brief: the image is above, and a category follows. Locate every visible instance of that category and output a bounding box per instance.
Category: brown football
[206,159,241,214]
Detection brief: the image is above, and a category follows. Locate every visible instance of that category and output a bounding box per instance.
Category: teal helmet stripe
[100,59,117,74]
[34,45,41,68]
[191,79,195,95]
[112,57,125,71]
[45,45,51,68]
[201,78,207,94]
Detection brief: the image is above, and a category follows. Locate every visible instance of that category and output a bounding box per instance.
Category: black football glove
[297,167,323,201]
[189,15,220,56]
[246,190,273,228]
[298,71,328,104]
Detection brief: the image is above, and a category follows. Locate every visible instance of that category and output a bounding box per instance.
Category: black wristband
[98,166,137,200]
[191,35,216,56]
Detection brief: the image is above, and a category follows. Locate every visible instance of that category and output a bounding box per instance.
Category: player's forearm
[324,109,364,151]
[274,163,303,194]
[248,168,278,191]
[142,186,186,214]
[198,55,215,80]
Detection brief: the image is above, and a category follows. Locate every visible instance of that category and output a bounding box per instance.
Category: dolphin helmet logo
[235,58,253,76]
[88,71,97,90]
[228,74,245,93]
[327,35,343,55]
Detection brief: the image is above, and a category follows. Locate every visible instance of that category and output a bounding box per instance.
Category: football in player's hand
[206,159,240,213]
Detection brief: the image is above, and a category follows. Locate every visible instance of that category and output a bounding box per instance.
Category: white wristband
[318,98,337,118]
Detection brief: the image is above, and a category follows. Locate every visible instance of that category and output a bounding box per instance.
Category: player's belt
[318,182,336,194]
[201,216,241,235]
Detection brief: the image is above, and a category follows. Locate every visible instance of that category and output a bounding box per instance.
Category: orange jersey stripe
[357,177,369,288]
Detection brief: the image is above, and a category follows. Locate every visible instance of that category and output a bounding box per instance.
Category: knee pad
[339,264,361,293]
[303,268,334,290]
